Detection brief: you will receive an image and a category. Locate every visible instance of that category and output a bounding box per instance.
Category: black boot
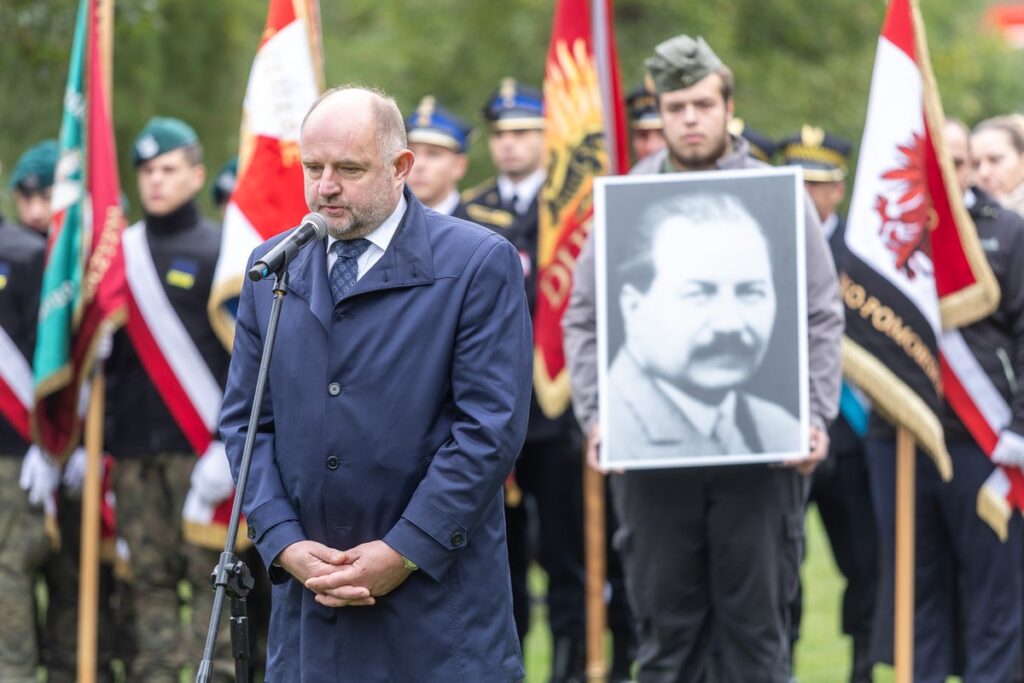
[550,635,585,683]
[609,630,635,682]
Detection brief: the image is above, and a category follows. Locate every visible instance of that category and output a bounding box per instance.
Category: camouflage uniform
[113,454,232,681]
[0,459,50,683]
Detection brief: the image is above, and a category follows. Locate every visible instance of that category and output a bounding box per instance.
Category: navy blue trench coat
[221,190,532,682]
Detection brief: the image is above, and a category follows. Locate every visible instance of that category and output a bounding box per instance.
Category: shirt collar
[821,213,839,240]
[431,190,461,216]
[326,194,408,256]
[497,168,546,210]
[964,188,976,210]
[654,378,737,440]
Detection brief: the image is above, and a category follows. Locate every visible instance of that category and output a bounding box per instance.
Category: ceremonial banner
[535,0,627,418]
[208,0,323,348]
[843,0,1014,530]
[33,0,127,460]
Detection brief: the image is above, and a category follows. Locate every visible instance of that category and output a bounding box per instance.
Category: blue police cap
[728,118,778,164]
[483,78,544,131]
[626,84,662,131]
[406,96,474,153]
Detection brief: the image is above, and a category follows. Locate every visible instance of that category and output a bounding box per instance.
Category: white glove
[992,430,1024,468]
[182,441,235,525]
[62,447,88,495]
[19,445,61,508]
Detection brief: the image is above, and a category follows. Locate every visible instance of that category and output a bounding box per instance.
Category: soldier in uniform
[9,140,58,235]
[104,117,234,682]
[626,83,665,162]
[563,35,843,682]
[462,79,593,682]
[782,127,877,683]
[405,95,473,217]
[0,156,53,683]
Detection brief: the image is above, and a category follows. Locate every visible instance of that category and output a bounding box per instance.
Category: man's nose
[708,294,745,332]
[319,168,341,196]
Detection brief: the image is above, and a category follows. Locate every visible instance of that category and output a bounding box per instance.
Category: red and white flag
[208,0,323,348]
[843,0,1020,537]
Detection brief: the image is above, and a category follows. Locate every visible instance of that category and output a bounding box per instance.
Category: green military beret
[133,116,198,166]
[9,139,59,192]
[644,35,724,94]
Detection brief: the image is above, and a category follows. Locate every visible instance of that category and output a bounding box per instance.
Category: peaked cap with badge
[9,139,59,193]
[728,118,778,164]
[483,78,544,132]
[626,84,662,131]
[781,126,851,182]
[133,116,199,167]
[406,96,474,153]
[644,34,725,95]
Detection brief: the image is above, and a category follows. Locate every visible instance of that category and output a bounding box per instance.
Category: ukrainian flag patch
[0,262,10,290]
[166,258,198,290]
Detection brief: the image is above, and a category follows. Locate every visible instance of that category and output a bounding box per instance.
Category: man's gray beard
[325,191,396,240]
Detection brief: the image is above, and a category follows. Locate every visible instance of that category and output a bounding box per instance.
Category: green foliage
[1,0,1022,219]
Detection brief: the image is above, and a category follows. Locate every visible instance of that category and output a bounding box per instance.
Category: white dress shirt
[821,213,839,240]
[654,378,740,442]
[497,169,546,215]
[326,195,407,279]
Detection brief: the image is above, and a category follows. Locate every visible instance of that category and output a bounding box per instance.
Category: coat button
[450,532,464,547]
[326,456,340,470]
[247,524,256,540]
[327,382,341,396]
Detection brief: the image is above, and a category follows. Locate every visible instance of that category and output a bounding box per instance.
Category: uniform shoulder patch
[166,257,199,290]
[466,204,514,229]
[0,262,9,290]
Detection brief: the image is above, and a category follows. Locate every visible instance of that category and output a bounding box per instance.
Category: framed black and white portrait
[595,167,809,469]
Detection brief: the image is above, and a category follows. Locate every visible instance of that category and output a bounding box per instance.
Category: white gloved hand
[182,441,235,526]
[62,447,88,495]
[992,430,1024,468]
[19,445,61,507]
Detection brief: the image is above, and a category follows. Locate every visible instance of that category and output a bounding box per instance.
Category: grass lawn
[522,505,960,682]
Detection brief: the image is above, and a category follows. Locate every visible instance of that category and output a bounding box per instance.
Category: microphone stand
[196,268,290,683]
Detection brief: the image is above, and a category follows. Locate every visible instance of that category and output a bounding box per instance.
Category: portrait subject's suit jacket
[607,350,801,462]
[220,189,532,682]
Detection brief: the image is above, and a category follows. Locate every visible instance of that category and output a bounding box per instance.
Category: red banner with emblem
[536,0,627,419]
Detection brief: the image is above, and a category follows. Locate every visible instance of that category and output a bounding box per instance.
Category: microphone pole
[196,236,307,681]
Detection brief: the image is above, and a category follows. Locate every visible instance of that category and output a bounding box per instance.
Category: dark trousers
[610,465,805,683]
[506,435,586,641]
[865,438,1023,682]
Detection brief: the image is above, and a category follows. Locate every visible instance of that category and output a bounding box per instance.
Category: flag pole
[77,368,105,683]
[583,442,607,682]
[894,426,915,683]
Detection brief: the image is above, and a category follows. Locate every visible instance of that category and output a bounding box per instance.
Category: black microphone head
[301,212,329,240]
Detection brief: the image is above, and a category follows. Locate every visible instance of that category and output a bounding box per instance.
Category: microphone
[248,213,329,281]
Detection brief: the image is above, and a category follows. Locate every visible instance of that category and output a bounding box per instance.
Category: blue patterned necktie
[329,238,371,303]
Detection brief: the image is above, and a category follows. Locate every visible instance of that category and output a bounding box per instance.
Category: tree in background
[1,0,1022,219]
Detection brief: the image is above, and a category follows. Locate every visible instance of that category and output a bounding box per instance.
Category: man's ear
[619,283,643,324]
[394,149,415,183]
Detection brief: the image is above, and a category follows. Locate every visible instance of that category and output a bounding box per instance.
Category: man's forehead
[650,217,771,271]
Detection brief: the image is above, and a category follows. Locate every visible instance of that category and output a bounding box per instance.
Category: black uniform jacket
[462,179,577,442]
[0,217,46,455]
[105,201,230,457]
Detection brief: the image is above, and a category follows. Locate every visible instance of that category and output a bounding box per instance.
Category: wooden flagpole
[894,426,915,683]
[77,369,105,683]
[78,2,115,680]
[584,441,608,682]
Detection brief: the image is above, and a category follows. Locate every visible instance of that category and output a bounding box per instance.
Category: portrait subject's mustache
[689,333,758,362]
